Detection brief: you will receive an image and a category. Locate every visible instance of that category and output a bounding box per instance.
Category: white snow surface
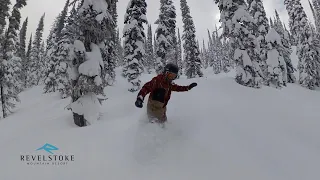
[1,53,320,179]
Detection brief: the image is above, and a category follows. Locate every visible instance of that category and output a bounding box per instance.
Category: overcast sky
[16,0,313,46]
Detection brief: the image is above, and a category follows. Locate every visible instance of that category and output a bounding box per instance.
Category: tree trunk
[71,80,86,127]
[1,84,6,118]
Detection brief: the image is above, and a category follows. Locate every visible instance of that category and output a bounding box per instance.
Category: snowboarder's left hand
[189,83,197,90]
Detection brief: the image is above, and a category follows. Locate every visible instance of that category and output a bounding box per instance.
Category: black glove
[135,96,143,108]
[189,83,197,90]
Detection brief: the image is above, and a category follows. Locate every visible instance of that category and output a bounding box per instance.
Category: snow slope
[1,67,320,180]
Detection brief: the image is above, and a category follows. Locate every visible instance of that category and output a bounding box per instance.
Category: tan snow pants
[147,98,167,122]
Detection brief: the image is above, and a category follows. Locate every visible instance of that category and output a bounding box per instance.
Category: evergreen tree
[213,25,223,74]
[18,17,28,62]
[215,0,262,88]
[105,0,117,85]
[122,0,147,92]
[282,25,296,83]
[207,30,215,68]
[44,1,71,94]
[285,0,320,89]
[155,0,176,74]
[284,0,297,45]
[153,34,158,63]
[309,0,320,33]
[269,18,274,28]
[177,28,183,75]
[115,29,124,67]
[43,14,61,93]
[56,0,69,40]
[39,41,45,72]
[18,17,28,87]
[0,0,11,73]
[202,39,209,69]
[247,0,269,83]
[23,33,32,88]
[67,0,114,127]
[146,24,154,73]
[180,0,203,78]
[48,4,78,99]
[265,28,287,89]
[167,26,178,66]
[27,13,45,87]
[0,0,26,118]
[273,10,296,83]
[274,10,284,35]
[0,0,10,36]
[222,38,232,72]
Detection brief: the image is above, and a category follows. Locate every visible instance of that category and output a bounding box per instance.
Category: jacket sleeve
[137,77,158,99]
[171,83,190,92]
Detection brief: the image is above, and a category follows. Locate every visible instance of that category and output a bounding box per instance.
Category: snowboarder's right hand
[135,96,143,108]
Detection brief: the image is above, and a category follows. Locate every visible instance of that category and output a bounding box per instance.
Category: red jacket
[138,74,190,107]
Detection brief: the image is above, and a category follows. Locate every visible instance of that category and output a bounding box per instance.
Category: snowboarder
[135,63,197,123]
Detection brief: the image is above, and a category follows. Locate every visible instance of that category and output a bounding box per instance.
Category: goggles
[166,72,177,79]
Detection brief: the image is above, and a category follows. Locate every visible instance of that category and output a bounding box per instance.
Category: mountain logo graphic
[36,143,59,154]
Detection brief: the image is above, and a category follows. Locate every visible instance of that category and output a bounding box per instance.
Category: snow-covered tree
[154,0,176,74]
[207,30,215,68]
[23,33,32,88]
[67,0,114,127]
[0,0,10,36]
[115,29,124,66]
[284,0,297,45]
[265,28,287,89]
[122,0,147,92]
[43,15,62,93]
[0,0,11,76]
[145,24,154,73]
[201,40,209,69]
[222,38,232,72]
[168,28,178,66]
[274,10,284,36]
[104,0,117,85]
[269,18,274,28]
[53,30,72,99]
[0,0,26,118]
[213,26,223,74]
[285,0,320,89]
[27,13,45,87]
[273,10,296,83]
[310,0,320,33]
[247,0,269,83]
[18,17,27,62]
[215,0,262,88]
[180,0,203,78]
[48,3,78,99]
[44,0,70,94]
[153,34,158,64]
[18,17,28,87]
[282,25,296,83]
[177,28,183,75]
[165,5,177,66]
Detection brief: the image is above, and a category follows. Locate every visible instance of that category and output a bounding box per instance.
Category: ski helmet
[164,63,179,74]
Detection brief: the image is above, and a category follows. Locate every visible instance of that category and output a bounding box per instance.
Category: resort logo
[36,143,59,154]
[20,143,75,166]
